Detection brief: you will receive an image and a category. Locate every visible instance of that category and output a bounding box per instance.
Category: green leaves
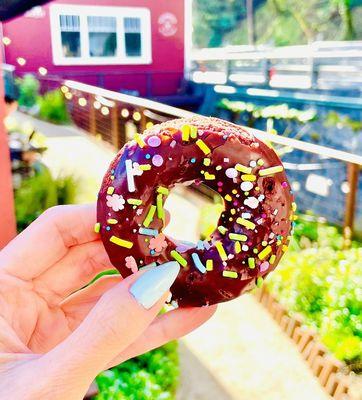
[95,341,179,400]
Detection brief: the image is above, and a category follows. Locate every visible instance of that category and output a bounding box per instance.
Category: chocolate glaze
[97,117,294,307]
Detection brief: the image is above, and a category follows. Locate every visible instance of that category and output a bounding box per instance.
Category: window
[124,17,141,57]
[50,5,151,65]
[60,15,81,57]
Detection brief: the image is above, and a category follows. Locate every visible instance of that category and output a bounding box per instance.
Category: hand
[0,204,216,400]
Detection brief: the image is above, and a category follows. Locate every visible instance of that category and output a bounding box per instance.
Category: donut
[96,117,295,307]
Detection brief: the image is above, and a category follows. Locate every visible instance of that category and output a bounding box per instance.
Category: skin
[0,204,216,400]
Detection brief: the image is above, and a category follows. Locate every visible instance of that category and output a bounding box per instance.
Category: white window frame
[49,4,152,65]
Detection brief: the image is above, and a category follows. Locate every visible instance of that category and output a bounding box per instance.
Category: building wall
[2,0,185,96]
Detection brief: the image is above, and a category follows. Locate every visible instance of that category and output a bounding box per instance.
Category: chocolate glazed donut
[96,117,295,307]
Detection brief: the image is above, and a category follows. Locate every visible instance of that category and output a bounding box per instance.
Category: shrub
[96,341,179,400]
[38,89,69,124]
[268,247,362,368]
[16,74,40,108]
[15,167,77,231]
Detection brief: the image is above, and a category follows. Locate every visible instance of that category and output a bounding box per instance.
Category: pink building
[2,0,191,97]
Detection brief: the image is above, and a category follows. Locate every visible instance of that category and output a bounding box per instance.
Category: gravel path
[14,112,330,400]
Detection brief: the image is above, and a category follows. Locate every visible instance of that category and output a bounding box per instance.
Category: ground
[12,112,330,400]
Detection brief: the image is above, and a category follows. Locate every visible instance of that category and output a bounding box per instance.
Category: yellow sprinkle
[94,222,100,233]
[107,186,115,195]
[203,158,211,166]
[257,159,264,166]
[229,233,247,242]
[224,194,232,202]
[234,241,241,254]
[190,125,198,139]
[270,255,276,264]
[206,259,213,271]
[127,198,142,206]
[204,172,216,180]
[258,245,272,260]
[107,218,118,225]
[223,270,238,279]
[292,202,297,212]
[230,209,236,215]
[259,166,284,176]
[181,125,190,141]
[253,248,258,254]
[293,215,298,221]
[139,164,151,171]
[232,189,237,194]
[143,205,156,227]
[215,241,228,261]
[157,186,169,195]
[110,235,133,249]
[277,240,282,245]
[218,226,228,235]
[196,139,211,155]
[241,174,256,182]
[248,257,255,269]
[134,133,145,148]
[262,241,268,246]
[236,217,256,230]
[235,164,252,174]
[282,244,289,252]
[170,250,187,267]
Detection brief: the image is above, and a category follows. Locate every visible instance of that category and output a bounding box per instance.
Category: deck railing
[63,80,362,242]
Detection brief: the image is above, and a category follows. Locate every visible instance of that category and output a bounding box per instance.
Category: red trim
[0,53,16,248]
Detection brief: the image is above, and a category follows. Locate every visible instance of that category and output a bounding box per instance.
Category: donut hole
[162,184,224,243]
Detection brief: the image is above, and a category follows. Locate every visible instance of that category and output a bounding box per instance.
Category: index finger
[0,204,98,280]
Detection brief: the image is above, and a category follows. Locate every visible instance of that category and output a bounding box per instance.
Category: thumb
[42,261,180,396]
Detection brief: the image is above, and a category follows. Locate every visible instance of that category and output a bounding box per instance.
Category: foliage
[218,98,317,126]
[16,74,40,108]
[268,247,362,367]
[14,168,78,232]
[96,341,179,400]
[193,0,362,47]
[38,89,70,124]
[325,111,362,133]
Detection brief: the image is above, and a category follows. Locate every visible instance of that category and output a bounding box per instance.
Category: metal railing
[63,79,362,242]
[190,41,362,89]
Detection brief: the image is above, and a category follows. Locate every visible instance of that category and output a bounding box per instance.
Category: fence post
[89,95,97,135]
[111,105,120,149]
[343,162,359,247]
[310,57,319,89]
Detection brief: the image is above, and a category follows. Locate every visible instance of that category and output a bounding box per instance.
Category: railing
[190,41,362,90]
[63,80,362,241]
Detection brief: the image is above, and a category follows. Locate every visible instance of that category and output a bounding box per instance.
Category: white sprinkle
[242,212,252,219]
[226,168,238,178]
[250,161,257,167]
[244,197,259,209]
[125,159,135,192]
[224,158,230,162]
[170,140,177,148]
[240,181,253,191]
[273,209,279,215]
[242,245,249,251]
[258,195,265,201]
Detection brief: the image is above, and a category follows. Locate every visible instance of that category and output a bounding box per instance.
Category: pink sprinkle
[260,262,269,272]
[170,140,176,148]
[148,136,161,147]
[152,154,164,167]
[217,181,223,187]
[233,201,238,206]
[261,213,267,218]
[282,181,288,188]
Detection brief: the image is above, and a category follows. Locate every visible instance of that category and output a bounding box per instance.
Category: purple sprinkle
[152,154,164,167]
[148,136,161,147]
[260,262,269,272]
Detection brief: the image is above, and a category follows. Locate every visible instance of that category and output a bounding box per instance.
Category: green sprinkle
[157,193,165,221]
[170,250,187,267]
[157,186,169,195]
[257,277,264,287]
[229,233,247,242]
[218,226,228,235]
[248,257,255,269]
[236,217,256,230]
[94,222,100,233]
[127,198,142,206]
[215,241,228,261]
[223,270,238,279]
[110,235,133,249]
[190,125,198,139]
[143,205,156,227]
[258,245,272,260]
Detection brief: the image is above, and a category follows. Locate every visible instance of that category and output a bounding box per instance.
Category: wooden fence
[63,79,362,241]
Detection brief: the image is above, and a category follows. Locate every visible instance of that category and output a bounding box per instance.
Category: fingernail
[130,261,180,309]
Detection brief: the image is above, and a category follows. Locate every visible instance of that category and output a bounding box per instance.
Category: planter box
[254,285,360,399]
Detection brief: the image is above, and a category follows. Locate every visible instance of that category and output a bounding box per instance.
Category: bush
[268,247,362,368]
[96,341,179,400]
[15,167,77,231]
[38,89,69,124]
[16,74,40,108]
